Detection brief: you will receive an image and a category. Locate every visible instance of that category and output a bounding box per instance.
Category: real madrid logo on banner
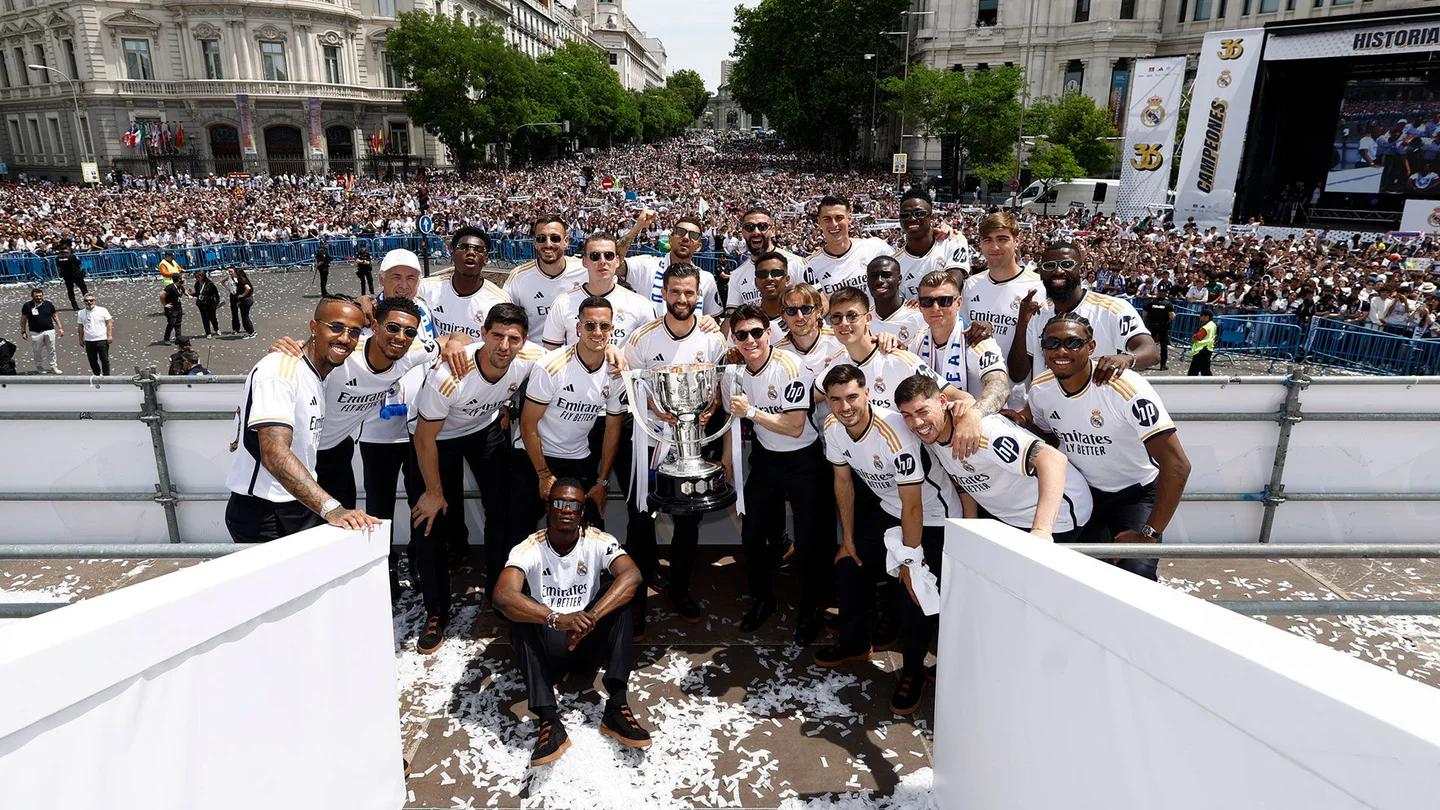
[1427,208,1440,229]
[1217,70,1233,88]
[1141,97,1166,128]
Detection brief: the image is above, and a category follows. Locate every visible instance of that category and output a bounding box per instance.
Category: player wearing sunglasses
[415,226,512,341]
[1026,313,1192,582]
[494,479,649,766]
[504,215,586,343]
[909,271,1010,413]
[542,232,658,351]
[774,283,843,381]
[724,207,805,314]
[616,210,724,317]
[893,187,971,301]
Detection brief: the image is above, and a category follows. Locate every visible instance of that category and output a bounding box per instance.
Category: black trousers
[197,301,220,336]
[230,295,254,334]
[618,418,702,614]
[317,266,330,296]
[509,448,604,545]
[360,439,422,601]
[1150,330,1171,369]
[836,504,944,676]
[433,421,512,598]
[84,340,110,375]
[225,492,323,544]
[315,437,359,509]
[62,273,88,309]
[511,583,632,712]
[163,308,183,342]
[357,268,375,296]
[741,439,834,612]
[1188,347,1213,377]
[1080,480,1161,581]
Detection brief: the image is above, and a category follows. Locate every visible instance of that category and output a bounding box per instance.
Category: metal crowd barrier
[1303,317,1440,376]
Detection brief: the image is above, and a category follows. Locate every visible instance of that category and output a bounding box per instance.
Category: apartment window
[7,119,22,156]
[201,39,223,80]
[260,41,288,81]
[1178,0,1188,21]
[27,118,42,156]
[78,113,92,155]
[382,51,403,88]
[323,45,342,84]
[1121,0,1137,18]
[1260,0,1279,9]
[32,45,47,81]
[46,116,62,156]
[378,0,396,17]
[12,48,25,85]
[1287,0,1296,8]
[608,52,618,65]
[122,39,152,80]
[0,55,8,88]
[1333,0,1355,5]
[977,0,998,26]
[1074,0,1090,22]
[1193,0,1213,20]
[1219,0,1228,15]
[1064,59,1085,95]
[387,122,409,154]
[63,39,78,79]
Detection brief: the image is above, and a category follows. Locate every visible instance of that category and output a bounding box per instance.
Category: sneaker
[417,614,445,654]
[600,703,653,748]
[669,590,701,624]
[890,671,926,716]
[530,718,572,766]
[872,616,900,651]
[738,597,775,632]
[813,643,873,668]
[243,332,257,339]
[794,613,820,647]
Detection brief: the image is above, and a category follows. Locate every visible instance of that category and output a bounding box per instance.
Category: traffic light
[418,187,429,212]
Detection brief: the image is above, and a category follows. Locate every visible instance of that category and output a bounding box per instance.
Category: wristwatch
[320,498,342,518]
[1139,524,1163,541]
[745,405,758,420]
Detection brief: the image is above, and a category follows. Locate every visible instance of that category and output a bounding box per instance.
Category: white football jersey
[802,237,894,299]
[823,406,961,521]
[542,281,659,349]
[723,347,817,452]
[416,343,543,440]
[416,276,512,341]
[623,317,728,371]
[869,306,927,346]
[774,327,844,379]
[522,346,627,459]
[1021,291,1151,381]
[357,365,427,444]
[318,336,438,450]
[726,247,806,310]
[817,346,938,412]
[894,235,972,300]
[924,413,1093,533]
[962,269,1046,357]
[909,329,1007,400]
[226,352,326,503]
[503,257,586,341]
[624,253,724,316]
[1029,366,1177,492]
[505,527,628,612]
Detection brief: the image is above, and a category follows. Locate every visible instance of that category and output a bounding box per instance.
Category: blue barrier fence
[1303,317,1440,376]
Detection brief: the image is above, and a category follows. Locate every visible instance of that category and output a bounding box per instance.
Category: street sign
[602,176,614,190]
[691,169,701,182]
[81,162,100,184]
[891,153,908,175]
[418,214,434,235]
[1010,177,1021,193]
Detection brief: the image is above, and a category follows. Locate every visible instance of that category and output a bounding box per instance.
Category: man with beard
[893,187,970,300]
[418,227,512,341]
[618,211,723,316]
[505,215,586,343]
[224,296,383,544]
[962,213,1045,407]
[865,256,926,346]
[410,304,543,653]
[724,207,806,314]
[803,195,895,300]
[1010,241,1159,385]
[543,232,661,351]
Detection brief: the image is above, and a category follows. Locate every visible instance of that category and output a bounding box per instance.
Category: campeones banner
[1174,29,1264,231]
[1116,57,1186,221]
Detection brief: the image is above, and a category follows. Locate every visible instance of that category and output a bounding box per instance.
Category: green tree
[1028,143,1083,214]
[667,69,711,121]
[730,0,910,154]
[885,63,1023,190]
[536,41,641,148]
[1028,93,1120,176]
[636,87,693,142]
[385,12,538,170]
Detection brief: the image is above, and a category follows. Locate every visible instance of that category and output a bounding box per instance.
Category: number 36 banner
[1116,57,1187,221]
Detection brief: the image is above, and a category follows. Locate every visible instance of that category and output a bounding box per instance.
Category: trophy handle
[621,369,670,446]
[698,364,741,447]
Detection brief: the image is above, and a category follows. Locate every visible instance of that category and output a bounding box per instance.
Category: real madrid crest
[1216,70,1233,88]
[576,559,587,576]
[696,350,706,363]
[1428,208,1440,229]
[1141,97,1165,128]
[508,382,519,394]
[601,385,611,398]
[898,326,910,343]
[767,384,778,400]
[874,377,886,393]
[872,454,885,471]
[1090,409,1105,428]
[961,458,976,473]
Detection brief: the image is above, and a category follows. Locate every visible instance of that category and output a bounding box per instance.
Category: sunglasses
[1040,259,1080,272]
[754,268,787,279]
[733,326,766,341]
[454,243,487,254]
[535,234,565,244]
[827,311,865,324]
[325,322,365,340]
[741,222,771,232]
[671,227,702,241]
[783,305,816,317]
[549,498,584,513]
[588,251,617,262]
[1040,336,1089,350]
[897,210,932,221]
[918,295,956,308]
[582,320,614,333]
[383,322,420,338]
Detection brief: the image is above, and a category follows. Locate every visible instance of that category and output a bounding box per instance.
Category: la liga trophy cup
[623,363,738,514]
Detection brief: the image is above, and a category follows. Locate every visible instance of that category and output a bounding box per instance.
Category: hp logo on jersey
[1132,398,1161,427]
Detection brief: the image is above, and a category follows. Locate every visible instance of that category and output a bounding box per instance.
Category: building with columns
[574,0,664,90]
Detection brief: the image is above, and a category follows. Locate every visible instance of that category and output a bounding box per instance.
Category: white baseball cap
[379,248,421,274]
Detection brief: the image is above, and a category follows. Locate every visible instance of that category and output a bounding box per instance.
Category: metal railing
[1303,317,1440,377]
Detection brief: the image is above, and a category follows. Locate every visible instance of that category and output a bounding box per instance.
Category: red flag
[175,123,186,147]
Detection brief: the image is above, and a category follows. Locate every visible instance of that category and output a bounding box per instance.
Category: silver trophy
[623,363,738,514]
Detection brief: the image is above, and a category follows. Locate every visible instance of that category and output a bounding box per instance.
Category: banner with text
[1117,57,1187,220]
[1266,19,1440,61]
[308,97,323,157]
[1399,198,1440,233]
[1174,29,1265,231]
[236,94,257,155]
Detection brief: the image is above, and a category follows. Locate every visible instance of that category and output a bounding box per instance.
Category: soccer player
[494,480,648,766]
[720,304,829,643]
[909,271,1011,411]
[514,295,627,537]
[1010,241,1160,385]
[504,215,586,341]
[802,195,896,299]
[725,207,807,313]
[410,304,543,653]
[774,283,842,380]
[417,226,512,340]
[894,374,1092,542]
[543,232,659,350]
[866,256,927,346]
[962,212,1046,406]
[894,186,971,300]
[618,210,724,316]
[225,297,382,543]
[1027,313,1192,581]
[622,264,728,628]
[816,364,961,716]
[747,250,794,343]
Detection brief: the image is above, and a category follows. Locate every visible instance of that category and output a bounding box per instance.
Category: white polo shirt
[1029,365,1177,493]
[77,306,112,342]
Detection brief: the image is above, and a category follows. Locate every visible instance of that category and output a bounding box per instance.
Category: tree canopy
[1026,93,1121,176]
[885,63,1023,185]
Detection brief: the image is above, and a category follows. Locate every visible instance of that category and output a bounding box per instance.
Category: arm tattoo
[257,425,332,515]
[976,371,1010,417]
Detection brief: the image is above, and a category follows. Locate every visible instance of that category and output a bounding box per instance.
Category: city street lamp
[27,64,89,171]
[883,10,934,177]
[865,53,878,164]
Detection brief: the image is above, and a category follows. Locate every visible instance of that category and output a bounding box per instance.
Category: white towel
[629,376,671,515]
[884,526,941,616]
[726,375,746,515]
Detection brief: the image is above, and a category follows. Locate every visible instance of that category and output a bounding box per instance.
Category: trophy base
[651,470,737,515]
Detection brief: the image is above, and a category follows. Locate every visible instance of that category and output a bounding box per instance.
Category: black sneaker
[530,718,571,766]
[600,703,652,748]
[890,671,926,716]
[738,598,775,632]
[813,643,873,668]
[670,590,702,624]
[872,616,900,651]
[794,613,820,647]
[417,615,445,655]
[632,607,648,642]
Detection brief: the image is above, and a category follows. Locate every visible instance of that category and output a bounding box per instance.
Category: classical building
[700,76,767,133]
[574,0,664,90]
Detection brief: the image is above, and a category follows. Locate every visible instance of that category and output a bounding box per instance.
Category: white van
[1010,178,1118,216]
